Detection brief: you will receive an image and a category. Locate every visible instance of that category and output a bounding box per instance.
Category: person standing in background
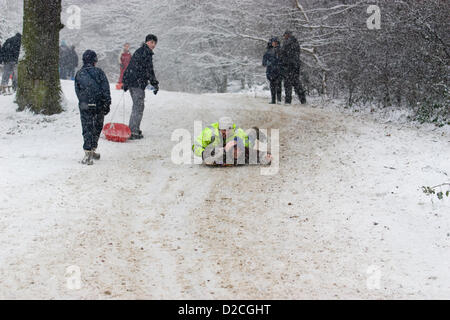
[117,43,131,89]
[68,45,79,80]
[0,40,3,93]
[263,37,282,104]
[59,40,71,79]
[0,33,21,94]
[280,30,306,105]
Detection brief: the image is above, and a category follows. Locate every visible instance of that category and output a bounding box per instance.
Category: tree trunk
[16,0,64,115]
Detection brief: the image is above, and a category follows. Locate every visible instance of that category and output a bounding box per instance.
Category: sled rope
[108,91,126,128]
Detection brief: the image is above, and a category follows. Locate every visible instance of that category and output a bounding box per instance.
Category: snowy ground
[0,81,449,299]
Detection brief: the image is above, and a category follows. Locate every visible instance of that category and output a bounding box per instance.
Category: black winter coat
[263,46,282,81]
[1,34,21,63]
[280,36,301,75]
[75,64,111,108]
[123,44,158,90]
[59,45,72,69]
[68,48,79,70]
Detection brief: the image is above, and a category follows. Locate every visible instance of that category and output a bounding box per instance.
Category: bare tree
[283,0,448,120]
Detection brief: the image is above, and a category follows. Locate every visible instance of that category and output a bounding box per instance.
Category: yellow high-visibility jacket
[192,122,250,158]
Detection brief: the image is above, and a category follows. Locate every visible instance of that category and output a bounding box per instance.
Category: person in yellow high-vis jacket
[192,117,272,166]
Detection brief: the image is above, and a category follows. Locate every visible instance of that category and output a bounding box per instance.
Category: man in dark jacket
[0,41,3,92]
[75,50,111,165]
[68,45,79,79]
[263,37,282,104]
[1,33,21,94]
[123,34,159,140]
[59,41,71,79]
[280,30,306,104]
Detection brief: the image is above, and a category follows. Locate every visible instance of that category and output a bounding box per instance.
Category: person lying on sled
[192,117,272,166]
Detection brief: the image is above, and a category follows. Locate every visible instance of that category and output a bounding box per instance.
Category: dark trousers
[284,70,306,104]
[269,77,282,103]
[60,67,69,80]
[1,62,17,86]
[68,69,76,80]
[80,106,104,151]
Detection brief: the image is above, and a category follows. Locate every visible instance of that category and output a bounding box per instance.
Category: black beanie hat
[82,50,98,65]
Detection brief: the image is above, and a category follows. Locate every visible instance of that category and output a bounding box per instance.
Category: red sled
[103,123,131,142]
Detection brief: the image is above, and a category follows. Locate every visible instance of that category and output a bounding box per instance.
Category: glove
[102,103,110,116]
[150,80,159,94]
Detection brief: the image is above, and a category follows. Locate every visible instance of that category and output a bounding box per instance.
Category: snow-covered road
[1,82,449,299]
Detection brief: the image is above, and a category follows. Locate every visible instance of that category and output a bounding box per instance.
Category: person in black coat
[68,45,79,79]
[0,41,3,90]
[263,37,282,104]
[0,33,21,63]
[1,33,21,94]
[75,50,111,165]
[59,41,71,79]
[122,34,159,140]
[280,30,306,104]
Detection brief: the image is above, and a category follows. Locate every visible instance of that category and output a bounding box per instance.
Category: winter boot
[269,95,276,104]
[92,149,101,160]
[129,132,144,140]
[300,96,307,104]
[81,150,94,165]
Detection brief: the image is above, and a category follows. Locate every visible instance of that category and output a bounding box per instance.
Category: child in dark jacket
[75,50,111,165]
